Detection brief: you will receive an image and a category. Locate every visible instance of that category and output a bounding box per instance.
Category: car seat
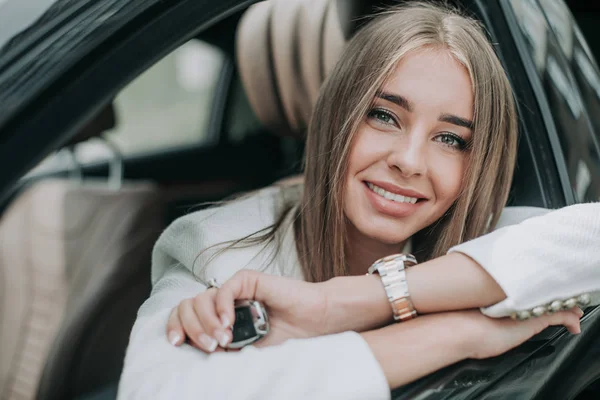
[0,104,163,400]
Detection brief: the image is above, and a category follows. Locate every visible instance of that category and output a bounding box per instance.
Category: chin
[355,216,416,245]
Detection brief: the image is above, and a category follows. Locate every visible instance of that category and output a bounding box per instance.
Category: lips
[363,181,426,218]
[366,182,418,204]
[365,181,427,199]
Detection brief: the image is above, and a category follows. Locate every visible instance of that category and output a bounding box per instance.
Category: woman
[118,2,600,399]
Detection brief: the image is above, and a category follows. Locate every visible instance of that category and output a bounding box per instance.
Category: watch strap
[368,254,418,322]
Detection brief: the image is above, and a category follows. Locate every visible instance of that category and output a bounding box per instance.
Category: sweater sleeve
[448,203,600,317]
[117,265,390,400]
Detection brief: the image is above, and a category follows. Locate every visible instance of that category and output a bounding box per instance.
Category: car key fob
[226,299,269,349]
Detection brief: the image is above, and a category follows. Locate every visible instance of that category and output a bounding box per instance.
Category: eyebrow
[376,91,474,130]
[438,113,474,129]
[376,91,414,112]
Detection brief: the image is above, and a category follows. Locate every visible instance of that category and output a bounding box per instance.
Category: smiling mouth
[366,182,424,204]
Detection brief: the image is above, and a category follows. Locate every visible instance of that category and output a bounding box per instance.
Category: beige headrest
[236,0,348,138]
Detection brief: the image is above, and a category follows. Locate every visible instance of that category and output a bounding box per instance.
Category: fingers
[215,270,263,331]
[177,298,219,352]
[166,271,273,353]
[543,309,582,334]
[192,289,232,349]
[564,307,584,334]
[166,307,185,346]
[571,307,585,318]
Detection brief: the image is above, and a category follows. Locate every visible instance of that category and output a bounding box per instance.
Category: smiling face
[299,4,518,281]
[343,48,474,254]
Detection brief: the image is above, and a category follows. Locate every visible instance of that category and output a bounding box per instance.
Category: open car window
[28,38,224,175]
[103,39,224,155]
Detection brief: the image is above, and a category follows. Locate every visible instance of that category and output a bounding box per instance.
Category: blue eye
[435,133,468,150]
[367,108,397,126]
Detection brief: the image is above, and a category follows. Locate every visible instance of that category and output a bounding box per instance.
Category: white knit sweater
[118,185,600,400]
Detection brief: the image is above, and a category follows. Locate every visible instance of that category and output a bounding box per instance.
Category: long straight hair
[296,2,518,282]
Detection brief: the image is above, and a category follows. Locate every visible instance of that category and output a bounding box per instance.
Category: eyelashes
[367,108,397,126]
[366,107,470,151]
[433,133,468,150]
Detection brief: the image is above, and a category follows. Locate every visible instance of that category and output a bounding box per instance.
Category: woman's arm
[327,203,600,330]
[324,253,505,332]
[362,308,582,389]
[448,203,600,317]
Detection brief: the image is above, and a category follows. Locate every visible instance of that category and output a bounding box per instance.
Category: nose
[387,133,428,177]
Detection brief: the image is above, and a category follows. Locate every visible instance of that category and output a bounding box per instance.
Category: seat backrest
[0,107,163,400]
[236,0,364,138]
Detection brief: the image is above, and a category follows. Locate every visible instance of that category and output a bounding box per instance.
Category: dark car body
[0,0,599,399]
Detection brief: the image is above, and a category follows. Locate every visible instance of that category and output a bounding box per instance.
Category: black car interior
[0,0,599,400]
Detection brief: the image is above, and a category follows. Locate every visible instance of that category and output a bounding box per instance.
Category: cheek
[430,154,467,204]
[347,126,371,174]
[347,124,390,175]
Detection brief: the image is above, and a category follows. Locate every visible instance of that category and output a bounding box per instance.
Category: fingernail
[215,329,230,347]
[199,334,218,352]
[577,308,584,317]
[220,314,231,328]
[168,331,181,346]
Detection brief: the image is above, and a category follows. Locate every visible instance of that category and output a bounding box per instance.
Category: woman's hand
[363,307,584,389]
[166,270,332,352]
[460,307,583,359]
[165,270,428,353]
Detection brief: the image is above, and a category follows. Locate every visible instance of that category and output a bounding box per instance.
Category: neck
[345,220,407,276]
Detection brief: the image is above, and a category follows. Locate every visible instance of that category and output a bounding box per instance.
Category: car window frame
[0,0,257,204]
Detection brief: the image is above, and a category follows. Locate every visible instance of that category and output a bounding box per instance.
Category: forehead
[381,48,474,119]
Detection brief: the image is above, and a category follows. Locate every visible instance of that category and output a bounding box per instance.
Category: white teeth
[366,183,420,204]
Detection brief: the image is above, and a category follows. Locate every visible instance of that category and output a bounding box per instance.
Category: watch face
[231,306,258,343]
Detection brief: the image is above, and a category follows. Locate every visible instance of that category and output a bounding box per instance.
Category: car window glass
[570,26,600,184]
[28,38,224,175]
[507,0,600,202]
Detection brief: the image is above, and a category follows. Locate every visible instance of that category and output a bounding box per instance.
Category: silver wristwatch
[368,253,418,322]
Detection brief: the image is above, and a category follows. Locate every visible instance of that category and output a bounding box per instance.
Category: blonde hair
[296,2,518,282]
